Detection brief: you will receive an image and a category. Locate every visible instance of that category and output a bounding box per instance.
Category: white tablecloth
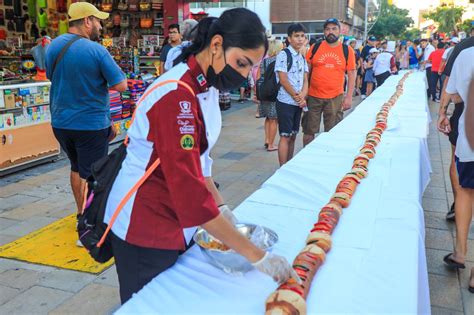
[117,71,431,314]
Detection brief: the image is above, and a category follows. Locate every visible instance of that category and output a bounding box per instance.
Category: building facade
[270,0,367,39]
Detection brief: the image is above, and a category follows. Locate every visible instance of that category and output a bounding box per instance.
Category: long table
[117,71,431,314]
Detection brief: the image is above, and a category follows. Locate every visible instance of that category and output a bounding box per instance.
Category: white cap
[369,48,379,54]
[451,37,460,44]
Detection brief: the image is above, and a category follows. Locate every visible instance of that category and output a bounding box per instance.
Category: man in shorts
[443,47,474,287]
[46,3,127,226]
[302,18,356,147]
[275,23,309,166]
[438,36,474,220]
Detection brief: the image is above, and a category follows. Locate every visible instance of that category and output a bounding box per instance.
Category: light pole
[364,0,368,41]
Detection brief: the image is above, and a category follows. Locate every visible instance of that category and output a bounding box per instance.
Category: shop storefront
[0,0,194,175]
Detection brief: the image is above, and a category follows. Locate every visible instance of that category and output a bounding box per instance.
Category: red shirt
[428,49,445,72]
[104,56,220,250]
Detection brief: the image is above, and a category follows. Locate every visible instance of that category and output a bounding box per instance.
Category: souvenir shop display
[0,81,59,175]
[108,78,149,144]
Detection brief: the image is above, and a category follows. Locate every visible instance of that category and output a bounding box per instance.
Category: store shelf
[0,81,51,90]
[0,102,50,112]
[0,121,51,131]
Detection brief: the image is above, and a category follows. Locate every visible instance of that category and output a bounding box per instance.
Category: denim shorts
[275,100,302,137]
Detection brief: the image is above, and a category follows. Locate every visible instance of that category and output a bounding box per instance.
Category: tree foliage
[423,5,465,33]
[369,0,414,40]
[458,19,473,33]
[402,28,421,41]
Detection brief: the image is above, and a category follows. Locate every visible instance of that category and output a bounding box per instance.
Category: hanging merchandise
[14,15,26,32]
[27,0,37,19]
[101,0,113,13]
[113,12,121,26]
[50,14,59,33]
[118,0,128,11]
[37,0,46,9]
[129,0,139,12]
[58,15,68,35]
[7,20,15,31]
[47,0,56,10]
[0,10,4,26]
[151,0,162,10]
[13,0,22,17]
[129,28,139,47]
[0,29,7,40]
[120,14,130,28]
[139,0,151,11]
[5,9,14,20]
[112,25,121,37]
[30,22,40,40]
[57,0,67,13]
[105,17,113,29]
[38,9,47,28]
[140,14,152,29]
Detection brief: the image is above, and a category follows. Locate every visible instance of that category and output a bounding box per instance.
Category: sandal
[264,143,269,149]
[267,146,278,152]
[443,253,466,269]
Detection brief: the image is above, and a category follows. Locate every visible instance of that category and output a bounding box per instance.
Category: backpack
[77,79,195,263]
[308,40,349,79]
[256,48,292,102]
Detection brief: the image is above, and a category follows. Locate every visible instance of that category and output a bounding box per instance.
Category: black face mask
[206,52,247,92]
[325,33,338,44]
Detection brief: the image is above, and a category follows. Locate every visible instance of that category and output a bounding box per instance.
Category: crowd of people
[44,2,474,302]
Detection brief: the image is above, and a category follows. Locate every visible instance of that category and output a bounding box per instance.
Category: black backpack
[256,48,292,102]
[77,144,127,263]
[308,40,349,79]
[77,79,195,263]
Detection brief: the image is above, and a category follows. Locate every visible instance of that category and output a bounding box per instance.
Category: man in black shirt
[360,36,376,99]
[438,36,474,220]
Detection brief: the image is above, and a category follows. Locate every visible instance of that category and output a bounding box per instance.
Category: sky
[392,0,438,26]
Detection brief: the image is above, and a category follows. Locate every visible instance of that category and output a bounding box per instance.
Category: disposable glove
[218,204,238,225]
[252,252,301,284]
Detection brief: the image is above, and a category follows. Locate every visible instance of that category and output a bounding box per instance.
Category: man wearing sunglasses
[303,18,356,147]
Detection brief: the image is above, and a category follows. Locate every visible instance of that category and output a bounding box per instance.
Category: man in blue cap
[360,36,377,99]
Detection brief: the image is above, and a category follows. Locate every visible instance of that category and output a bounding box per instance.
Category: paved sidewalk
[0,96,472,314]
[0,100,303,314]
[424,100,474,315]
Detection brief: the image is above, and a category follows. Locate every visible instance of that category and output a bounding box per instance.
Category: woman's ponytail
[174,17,217,66]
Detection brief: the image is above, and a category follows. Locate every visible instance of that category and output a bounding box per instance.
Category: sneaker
[446,202,455,221]
[361,95,366,100]
[434,99,440,103]
[76,239,84,247]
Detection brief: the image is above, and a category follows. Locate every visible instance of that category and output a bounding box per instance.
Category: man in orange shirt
[302,18,356,147]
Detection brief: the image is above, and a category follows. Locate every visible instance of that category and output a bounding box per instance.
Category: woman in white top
[373,49,395,87]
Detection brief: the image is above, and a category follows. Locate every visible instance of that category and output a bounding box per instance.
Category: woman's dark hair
[287,23,306,37]
[437,42,445,49]
[175,8,268,65]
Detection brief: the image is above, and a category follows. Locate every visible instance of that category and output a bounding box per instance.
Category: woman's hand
[252,252,301,284]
